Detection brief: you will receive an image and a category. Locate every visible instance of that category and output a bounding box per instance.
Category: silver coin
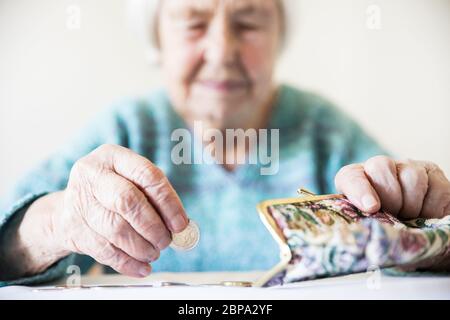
[220,281,253,287]
[170,220,200,251]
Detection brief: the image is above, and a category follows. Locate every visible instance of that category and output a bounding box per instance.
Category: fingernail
[362,194,378,211]
[139,265,151,277]
[171,215,187,232]
[156,237,171,251]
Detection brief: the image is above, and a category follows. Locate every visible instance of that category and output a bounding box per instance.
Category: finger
[97,144,188,232]
[335,163,381,213]
[92,170,172,251]
[418,161,450,219]
[86,202,160,263]
[396,160,428,219]
[363,156,403,215]
[73,226,152,278]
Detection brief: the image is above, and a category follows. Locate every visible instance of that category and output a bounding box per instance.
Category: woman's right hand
[40,144,189,277]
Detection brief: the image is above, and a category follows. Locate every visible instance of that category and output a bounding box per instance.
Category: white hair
[126,0,298,63]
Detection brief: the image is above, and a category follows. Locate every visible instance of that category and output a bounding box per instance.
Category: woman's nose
[203,18,239,67]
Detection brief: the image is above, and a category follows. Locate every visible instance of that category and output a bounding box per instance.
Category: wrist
[18,191,70,273]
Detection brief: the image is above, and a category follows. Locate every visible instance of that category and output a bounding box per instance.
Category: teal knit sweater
[0,85,387,286]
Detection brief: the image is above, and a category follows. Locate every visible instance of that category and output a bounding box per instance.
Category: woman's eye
[181,21,207,38]
[186,22,207,31]
[236,22,261,32]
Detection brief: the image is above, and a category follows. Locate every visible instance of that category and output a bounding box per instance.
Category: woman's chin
[191,83,250,101]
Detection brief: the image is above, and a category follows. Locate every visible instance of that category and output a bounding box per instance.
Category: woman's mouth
[196,79,249,93]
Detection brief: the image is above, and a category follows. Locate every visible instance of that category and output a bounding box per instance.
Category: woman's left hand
[335,155,450,219]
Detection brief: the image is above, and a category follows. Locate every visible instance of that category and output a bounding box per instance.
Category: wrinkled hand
[54,144,188,277]
[335,155,450,219]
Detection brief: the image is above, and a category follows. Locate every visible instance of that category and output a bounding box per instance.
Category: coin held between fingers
[170,220,200,251]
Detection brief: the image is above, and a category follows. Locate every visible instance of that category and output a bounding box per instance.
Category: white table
[1,271,449,300]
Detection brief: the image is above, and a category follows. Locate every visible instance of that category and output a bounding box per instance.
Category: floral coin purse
[254,189,450,287]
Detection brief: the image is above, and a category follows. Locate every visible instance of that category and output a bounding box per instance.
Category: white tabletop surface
[1,271,449,300]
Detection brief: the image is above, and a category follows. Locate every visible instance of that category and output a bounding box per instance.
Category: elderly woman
[0,0,449,285]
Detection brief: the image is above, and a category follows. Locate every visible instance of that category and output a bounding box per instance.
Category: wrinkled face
[158,0,282,130]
